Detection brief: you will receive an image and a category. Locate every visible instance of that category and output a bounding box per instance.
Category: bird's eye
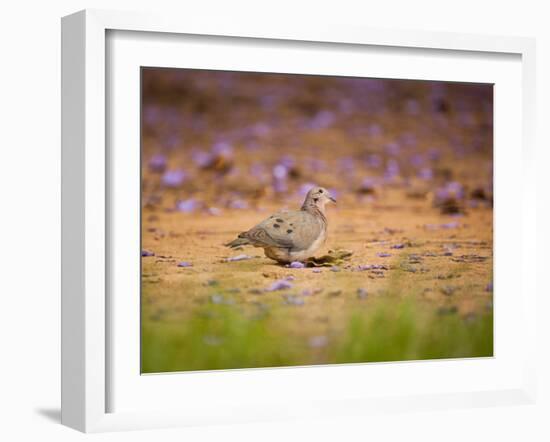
[319,189,324,193]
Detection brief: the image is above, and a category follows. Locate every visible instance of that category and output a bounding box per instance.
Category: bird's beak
[329,196,337,203]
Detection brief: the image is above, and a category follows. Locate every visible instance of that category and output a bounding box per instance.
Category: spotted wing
[245,210,322,251]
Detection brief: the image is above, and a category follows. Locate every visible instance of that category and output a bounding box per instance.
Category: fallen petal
[289,261,305,268]
[266,279,293,291]
[309,335,328,348]
[225,254,253,262]
[282,294,304,305]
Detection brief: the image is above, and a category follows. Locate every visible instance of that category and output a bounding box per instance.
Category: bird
[225,186,336,263]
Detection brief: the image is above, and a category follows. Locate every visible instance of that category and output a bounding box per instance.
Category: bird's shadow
[35,407,61,423]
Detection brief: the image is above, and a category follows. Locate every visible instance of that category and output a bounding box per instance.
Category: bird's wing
[245,210,322,250]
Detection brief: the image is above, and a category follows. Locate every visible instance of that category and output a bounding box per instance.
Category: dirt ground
[142,191,493,335]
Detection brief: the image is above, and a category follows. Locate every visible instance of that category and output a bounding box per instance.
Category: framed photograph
[61,9,537,432]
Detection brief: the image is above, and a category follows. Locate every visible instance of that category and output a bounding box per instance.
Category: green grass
[330,301,493,364]
[141,298,493,373]
[142,303,308,373]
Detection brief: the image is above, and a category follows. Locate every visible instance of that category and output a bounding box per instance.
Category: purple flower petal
[289,261,305,269]
[272,164,289,180]
[308,110,335,130]
[148,154,167,173]
[279,155,295,168]
[405,99,420,115]
[309,335,328,348]
[366,154,382,168]
[161,169,186,188]
[210,294,226,304]
[207,207,222,216]
[298,183,317,197]
[418,167,433,180]
[424,222,460,230]
[282,294,305,306]
[212,141,233,157]
[228,199,249,210]
[357,264,388,271]
[384,142,401,156]
[367,124,383,137]
[191,150,214,168]
[272,178,288,193]
[225,254,253,262]
[266,279,293,292]
[441,222,460,229]
[176,198,200,213]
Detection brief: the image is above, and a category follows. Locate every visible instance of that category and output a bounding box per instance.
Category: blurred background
[141,68,493,214]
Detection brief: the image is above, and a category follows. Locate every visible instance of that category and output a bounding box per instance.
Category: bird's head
[303,186,336,210]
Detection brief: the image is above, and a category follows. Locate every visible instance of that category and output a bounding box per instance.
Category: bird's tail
[225,233,251,248]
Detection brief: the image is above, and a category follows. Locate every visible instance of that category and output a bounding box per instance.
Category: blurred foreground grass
[142,297,492,373]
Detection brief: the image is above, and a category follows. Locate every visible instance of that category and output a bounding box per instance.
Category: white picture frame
[61,9,537,433]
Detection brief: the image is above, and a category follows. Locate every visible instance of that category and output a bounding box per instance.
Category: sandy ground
[141,191,493,348]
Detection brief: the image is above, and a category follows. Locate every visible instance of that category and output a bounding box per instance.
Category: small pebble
[330,266,341,272]
[141,250,155,257]
[357,288,368,299]
[177,261,192,267]
[390,244,405,249]
[377,252,392,258]
[486,282,493,292]
[312,268,322,273]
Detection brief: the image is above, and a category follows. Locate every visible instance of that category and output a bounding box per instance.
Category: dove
[226,186,336,263]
